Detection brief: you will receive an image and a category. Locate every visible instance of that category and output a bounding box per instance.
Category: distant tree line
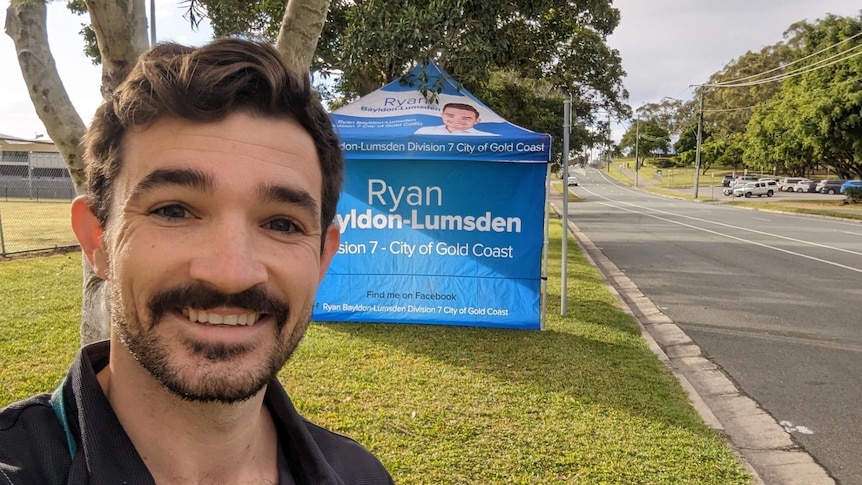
[617,14,862,179]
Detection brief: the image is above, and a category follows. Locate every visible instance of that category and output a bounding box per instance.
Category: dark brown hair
[82,38,342,233]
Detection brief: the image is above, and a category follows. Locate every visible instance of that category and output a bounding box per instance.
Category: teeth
[183,308,258,326]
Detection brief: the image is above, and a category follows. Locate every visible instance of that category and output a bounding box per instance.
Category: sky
[1,1,860,141]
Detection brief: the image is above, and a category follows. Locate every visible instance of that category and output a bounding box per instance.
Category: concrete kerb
[549,189,836,485]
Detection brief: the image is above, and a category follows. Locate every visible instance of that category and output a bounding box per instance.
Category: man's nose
[188,219,268,294]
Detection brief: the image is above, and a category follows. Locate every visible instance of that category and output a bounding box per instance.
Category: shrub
[843,187,862,204]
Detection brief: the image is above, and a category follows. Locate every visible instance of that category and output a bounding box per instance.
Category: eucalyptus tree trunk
[5,1,87,188]
[5,0,147,345]
[84,0,149,98]
[275,0,332,74]
[6,0,329,345]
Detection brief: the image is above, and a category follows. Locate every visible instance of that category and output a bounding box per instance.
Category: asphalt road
[565,168,862,485]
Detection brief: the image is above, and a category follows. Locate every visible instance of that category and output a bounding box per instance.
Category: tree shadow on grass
[316,295,706,434]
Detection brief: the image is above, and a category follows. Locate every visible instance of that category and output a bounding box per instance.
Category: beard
[109,282,311,404]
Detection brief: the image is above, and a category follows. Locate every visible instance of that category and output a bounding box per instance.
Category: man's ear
[71,196,110,280]
[318,222,341,281]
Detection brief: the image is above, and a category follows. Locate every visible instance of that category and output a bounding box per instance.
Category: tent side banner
[313,159,545,329]
[335,120,551,162]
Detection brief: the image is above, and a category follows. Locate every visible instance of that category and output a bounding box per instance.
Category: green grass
[0,221,753,484]
[0,199,77,254]
[608,162,862,220]
[0,253,82,400]
[608,162,716,201]
[727,199,862,221]
[611,159,704,188]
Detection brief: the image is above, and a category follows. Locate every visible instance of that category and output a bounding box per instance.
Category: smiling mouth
[181,308,260,326]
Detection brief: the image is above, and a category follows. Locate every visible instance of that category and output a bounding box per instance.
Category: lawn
[727,199,862,221]
[0,199,77,255]
[606,161,862,220]
[0,216,753,484]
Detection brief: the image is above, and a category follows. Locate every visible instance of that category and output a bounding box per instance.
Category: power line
[707,30,862,87]
[704,44,862,88]
[703,76,862,113]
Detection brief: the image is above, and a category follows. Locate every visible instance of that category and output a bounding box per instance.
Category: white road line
[587,199,862,274]
[579,176,862,259]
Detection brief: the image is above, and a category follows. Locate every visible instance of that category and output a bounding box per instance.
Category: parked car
[840,180,862,193]
[816,179,847,194]
[722,174,737,187]
[730,175,759,187]
[733,180,776,198]
[778,177,806,191]
[791,179,818,193]
[567,176,579,186]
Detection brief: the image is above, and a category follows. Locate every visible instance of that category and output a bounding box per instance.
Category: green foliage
[479,70,571,163]
[703,43,795,138]
[65,0,100,64]
[673,122,707,167]
[743,14,862,179]
[62,0,629,160]
[695,133,746,174]
[636,98,689,137]
[664,14,862,179]
[844,186,862,203]
[326,1,626,100]
[649,158,674,168]
[200,0,629,152]
[196,0,281,38]
[618,119,670,159]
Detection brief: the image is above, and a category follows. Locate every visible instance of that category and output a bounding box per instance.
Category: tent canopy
[331,61,551,163]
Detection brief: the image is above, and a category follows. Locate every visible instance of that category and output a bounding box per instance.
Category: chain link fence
[0,156,78,255]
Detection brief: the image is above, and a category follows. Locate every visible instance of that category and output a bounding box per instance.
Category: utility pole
[149,0,157,46]
[633,112,640,187]
[606,111,611,172]
[693,88,705,198]
[561,99,571,316]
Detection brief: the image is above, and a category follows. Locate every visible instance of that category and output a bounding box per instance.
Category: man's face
[79,113,339,403]
[441,107,480,132]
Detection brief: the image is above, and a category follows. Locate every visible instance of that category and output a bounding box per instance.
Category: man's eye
[265,218,301,234]
[151,204,192,220]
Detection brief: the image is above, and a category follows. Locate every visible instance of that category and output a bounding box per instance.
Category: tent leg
[541,163,551,330]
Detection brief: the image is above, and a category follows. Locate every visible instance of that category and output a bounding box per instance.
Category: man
[414,102,496,136]
[0,39,393,484]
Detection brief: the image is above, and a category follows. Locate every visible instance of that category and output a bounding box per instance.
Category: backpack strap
[50,377,78,459]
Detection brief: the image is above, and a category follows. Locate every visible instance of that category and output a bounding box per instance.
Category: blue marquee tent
[312,62,552,330]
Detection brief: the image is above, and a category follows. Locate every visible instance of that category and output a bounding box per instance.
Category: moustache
[148,284,289,327]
